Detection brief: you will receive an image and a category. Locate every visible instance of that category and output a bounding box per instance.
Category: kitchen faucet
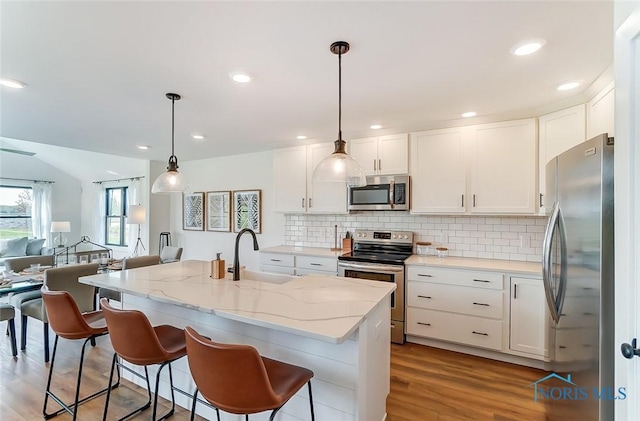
[233,228,260,281]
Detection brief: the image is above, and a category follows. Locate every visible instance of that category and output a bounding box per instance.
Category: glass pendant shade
[312,142,366,187]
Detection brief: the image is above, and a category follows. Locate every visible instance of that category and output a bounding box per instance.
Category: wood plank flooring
[0,318,548,420]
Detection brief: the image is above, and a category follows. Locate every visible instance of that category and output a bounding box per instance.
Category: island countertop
[79,260,395,344]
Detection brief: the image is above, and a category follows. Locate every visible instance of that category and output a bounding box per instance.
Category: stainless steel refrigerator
[543,133,614,420]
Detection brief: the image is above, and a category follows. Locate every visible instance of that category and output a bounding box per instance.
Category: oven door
[338,261,405,344]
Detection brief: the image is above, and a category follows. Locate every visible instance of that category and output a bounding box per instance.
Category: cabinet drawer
[259,265,295,276]
[407,266,503,290]
[407,307,503,351]
[407,281,503,319]
[259,253,295,268]
[296,255,337,272]
[296,268,336,277]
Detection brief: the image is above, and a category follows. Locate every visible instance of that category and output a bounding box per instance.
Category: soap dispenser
[211,253,226,279]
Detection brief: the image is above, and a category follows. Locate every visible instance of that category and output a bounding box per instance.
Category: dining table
[0,271,46,297]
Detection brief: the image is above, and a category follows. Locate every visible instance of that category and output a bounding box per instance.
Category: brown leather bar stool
[184,326,315,421]
[40,286,119,420]
[100,298,187,421]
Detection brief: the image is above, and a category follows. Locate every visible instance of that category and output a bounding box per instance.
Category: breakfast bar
[80,259,395,420]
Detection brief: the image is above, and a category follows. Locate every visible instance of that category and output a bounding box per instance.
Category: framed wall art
[183,192,205,231]
[206,191,231,232]
[233,189,262,233]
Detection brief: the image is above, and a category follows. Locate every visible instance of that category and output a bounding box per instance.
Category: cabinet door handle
[472,279,490,283]
[301,198,305,208]
[309,198,312,208]
[417,274,433,278]
[373,159,377,171]
[417,295,432,299]
[417,322,432,326]
[539,193,544,207]
[379,159,382,171]
[473,194,476,207]
[514,284,517,299]
[310,263,322,266]
[472,331,489,336]
[270,259,281,262]
[462,194,464,207]
[473,302,490,307]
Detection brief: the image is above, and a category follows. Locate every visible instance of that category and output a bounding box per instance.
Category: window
[105,187,129,246]
[0,185,33,239]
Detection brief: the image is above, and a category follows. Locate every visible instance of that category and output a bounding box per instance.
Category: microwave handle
[389,179,395,209]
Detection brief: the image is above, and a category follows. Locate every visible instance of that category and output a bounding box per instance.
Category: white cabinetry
[273,143,347,214]
[470,119,537,214]
[260,252,337,276]
[409,127,468,213]
[410,119,536,214]
[349,134,408,176]
[587,82,615,139]
[509,277,548,358]
[538,105,586,213]
[406,266,504,351]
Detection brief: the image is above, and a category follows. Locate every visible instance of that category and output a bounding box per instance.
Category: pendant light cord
[338,49,342,142]
[171,96,176,158]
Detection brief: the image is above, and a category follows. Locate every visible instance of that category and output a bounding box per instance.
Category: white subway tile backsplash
[283,212,547,262]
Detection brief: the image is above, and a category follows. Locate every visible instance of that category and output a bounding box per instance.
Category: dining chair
[184,326,315,421]
[98,255,161,303]
[0,303,17,357]
[19,263,99,362]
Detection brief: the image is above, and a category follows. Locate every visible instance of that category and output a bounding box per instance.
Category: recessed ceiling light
[462,112,477,118]
[510,39,546,56]
[192,134,205,140]
[557,82,580,91]
[137,145,150,150]
[296,135,307,140]
[230,72,252,83]
[106,170,119,175]
[0,78,27,89]
[370,124,382,130]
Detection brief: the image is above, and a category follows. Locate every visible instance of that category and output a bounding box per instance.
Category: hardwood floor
[0,319,547,420]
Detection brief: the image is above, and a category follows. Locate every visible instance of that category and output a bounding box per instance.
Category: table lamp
[50,221,71,248]
[128,205,146,256]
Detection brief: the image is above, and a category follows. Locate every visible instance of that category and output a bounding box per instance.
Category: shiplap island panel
[80,260,394,420]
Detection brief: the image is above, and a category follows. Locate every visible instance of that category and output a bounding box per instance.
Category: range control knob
[357,232,362,237]
[404,235,409,239]
[363,233,367,237]
[392,234,398,239]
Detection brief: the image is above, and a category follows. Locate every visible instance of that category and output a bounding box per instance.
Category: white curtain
[86,182,106,244]
[126,178,144,254]
[31,182,52,242]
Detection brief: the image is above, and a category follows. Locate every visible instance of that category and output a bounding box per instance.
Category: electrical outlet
[519,235,531,248]
[439,232,448,244]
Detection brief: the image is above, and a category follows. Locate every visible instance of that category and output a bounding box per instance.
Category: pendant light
[151,93,188,194]
[312,41,366,187]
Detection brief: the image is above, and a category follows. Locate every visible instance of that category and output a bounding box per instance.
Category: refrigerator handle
[555,206,569,319]
[543,202,561,323]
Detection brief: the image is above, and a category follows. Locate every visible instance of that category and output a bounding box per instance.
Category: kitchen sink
[239,269,295,284]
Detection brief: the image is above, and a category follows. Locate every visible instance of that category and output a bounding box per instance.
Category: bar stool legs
[102,354,182,421]
[43,333,119,420]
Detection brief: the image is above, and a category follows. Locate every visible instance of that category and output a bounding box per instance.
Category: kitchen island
[80,259,394,421]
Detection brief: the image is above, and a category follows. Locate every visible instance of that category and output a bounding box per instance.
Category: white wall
[0,152,82,245]
[173,150,285,271]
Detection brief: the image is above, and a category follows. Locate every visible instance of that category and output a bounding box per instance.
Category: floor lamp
[127,205,146,257]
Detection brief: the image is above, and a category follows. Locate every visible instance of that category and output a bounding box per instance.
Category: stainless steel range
[338,230,413,344]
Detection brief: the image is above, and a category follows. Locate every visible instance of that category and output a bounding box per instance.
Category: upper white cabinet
[470,119,537,214]
[538,105,586,213]
[410,127,469,213]
[349,134,409,176]
[273,143,347,214]
[587,82,615,139]
[411,119,536,215]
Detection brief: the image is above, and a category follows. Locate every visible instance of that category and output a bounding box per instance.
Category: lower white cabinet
[406,265,549,363]
[259,252,337,276]
[509,277,548,358]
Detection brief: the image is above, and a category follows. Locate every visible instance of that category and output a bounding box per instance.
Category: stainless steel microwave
[348,175,410,211]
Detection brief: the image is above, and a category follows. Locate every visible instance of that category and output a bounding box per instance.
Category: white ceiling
[0,1,614,167]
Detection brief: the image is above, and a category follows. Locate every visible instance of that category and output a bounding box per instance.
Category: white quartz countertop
[405,255,541,275]
[260,245,346,258]
[80,260,394,344]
